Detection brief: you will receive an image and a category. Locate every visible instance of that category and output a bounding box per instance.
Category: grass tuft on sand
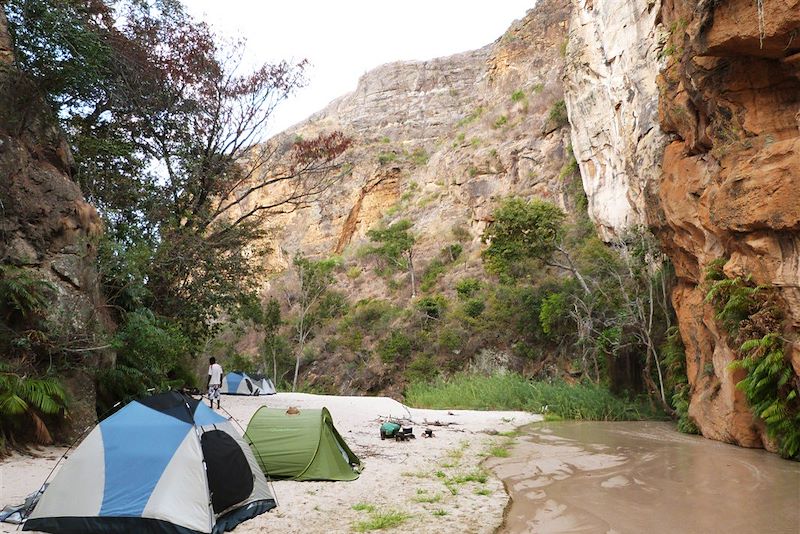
[353,510,412,532]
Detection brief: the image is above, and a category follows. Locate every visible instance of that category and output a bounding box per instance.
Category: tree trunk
[292,340,305,393]
[552,246,591,295]
[292,343,302,392]
[408,253,416,298]
[293,309,305,392]
[573,268,591,296]
[271,342,277,388]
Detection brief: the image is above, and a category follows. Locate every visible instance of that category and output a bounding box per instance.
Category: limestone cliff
[654,0,800,450]
[0,11,110,432]
[564,0,669,240]
[565,0,800,452]
[236,0,573,391]
[253,0,573,293]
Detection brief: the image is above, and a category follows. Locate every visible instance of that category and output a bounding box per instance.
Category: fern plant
[662,326,698,434]
[730,334,800,459]
[0,265,53,320]
[704,276,764,332]
[705,260,799,459]
[0,365,67,448]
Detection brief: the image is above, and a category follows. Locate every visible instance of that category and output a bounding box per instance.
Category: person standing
[207,357,223,409]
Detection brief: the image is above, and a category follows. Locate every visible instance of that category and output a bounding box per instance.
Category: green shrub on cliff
[705,262,799,459]
[547,99,568,128]
[378,332,412,363]
[731,334,800,459]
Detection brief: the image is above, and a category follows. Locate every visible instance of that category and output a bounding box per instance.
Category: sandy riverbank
[0,393,540,533]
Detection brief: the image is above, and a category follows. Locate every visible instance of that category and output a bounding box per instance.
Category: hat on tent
[24,391,276,534]
[221,371,262,396]
[247,374,276,395]
[244,407,361,481]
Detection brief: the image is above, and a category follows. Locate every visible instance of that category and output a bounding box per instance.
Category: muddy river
[487,421,800,533]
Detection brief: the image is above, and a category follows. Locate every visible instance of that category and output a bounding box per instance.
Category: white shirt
[208,363,223,386]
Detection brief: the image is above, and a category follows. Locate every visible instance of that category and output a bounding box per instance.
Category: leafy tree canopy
[5,0,352,343]
[482,198,565,276]
[366,219,415,269]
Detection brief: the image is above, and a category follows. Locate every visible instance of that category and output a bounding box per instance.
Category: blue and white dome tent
[24,391,276,534]
[221,371,274,395]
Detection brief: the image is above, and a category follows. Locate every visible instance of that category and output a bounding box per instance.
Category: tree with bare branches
[6,0,353,341]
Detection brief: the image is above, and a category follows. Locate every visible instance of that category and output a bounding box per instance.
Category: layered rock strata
[234,0,574,391]
[250,0,574,295]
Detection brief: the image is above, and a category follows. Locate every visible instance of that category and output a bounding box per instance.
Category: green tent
[244,407,362,481]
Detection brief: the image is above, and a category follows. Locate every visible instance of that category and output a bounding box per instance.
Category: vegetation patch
[487,443,512,458]
[378,152,397,165]
[352,502,376,513]
[353,510,411,532]
[378,332,412,363]
[410,148,429,166]
[405,373,656,420]
[705,261,799,459]
[456,106,485,127]
[547,100,568,129]
[493,115,508,129]
[412,490,442,504]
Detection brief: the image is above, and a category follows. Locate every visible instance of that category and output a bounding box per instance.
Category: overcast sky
[186,1,534,135]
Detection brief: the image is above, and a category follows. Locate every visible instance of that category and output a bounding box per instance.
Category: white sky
[185,1,534,135]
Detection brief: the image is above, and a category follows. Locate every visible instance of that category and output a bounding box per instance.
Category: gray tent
[248,374,276,395]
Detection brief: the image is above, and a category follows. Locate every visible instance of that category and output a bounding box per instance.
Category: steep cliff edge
[654,0,800,450]
[253,1,573,286]
[565,0,800,452]
[239,0,574,392]
[0,11,110,433]
[564,0,668,240]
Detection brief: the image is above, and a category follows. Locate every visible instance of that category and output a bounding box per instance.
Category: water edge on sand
[486,421,800,534]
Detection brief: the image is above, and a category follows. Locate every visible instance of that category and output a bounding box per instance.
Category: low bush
[97,309,193,412]
[420,260,446,293]
[377,152,397,165]
[547,100,568,128]
[416,295,447,320]
[455,278,481,300]
[378,332,412,363]
[405,353,438,383]
[463,298,485,318]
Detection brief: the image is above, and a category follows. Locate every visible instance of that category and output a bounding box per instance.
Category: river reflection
[486,421,800,534]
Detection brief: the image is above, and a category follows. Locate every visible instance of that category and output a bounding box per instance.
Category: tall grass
[404,373,656,421]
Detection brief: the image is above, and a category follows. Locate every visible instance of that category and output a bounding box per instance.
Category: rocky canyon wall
[565,0,800,451]
[654,0,800,450]
[0,11,110,431]
[246,0,574,299]
[229,0,574,391]
[564,0,668,240]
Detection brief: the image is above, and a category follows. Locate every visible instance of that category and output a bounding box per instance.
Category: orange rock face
[652,0,800,450]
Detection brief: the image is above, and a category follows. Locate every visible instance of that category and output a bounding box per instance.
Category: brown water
[487,421,800,534]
